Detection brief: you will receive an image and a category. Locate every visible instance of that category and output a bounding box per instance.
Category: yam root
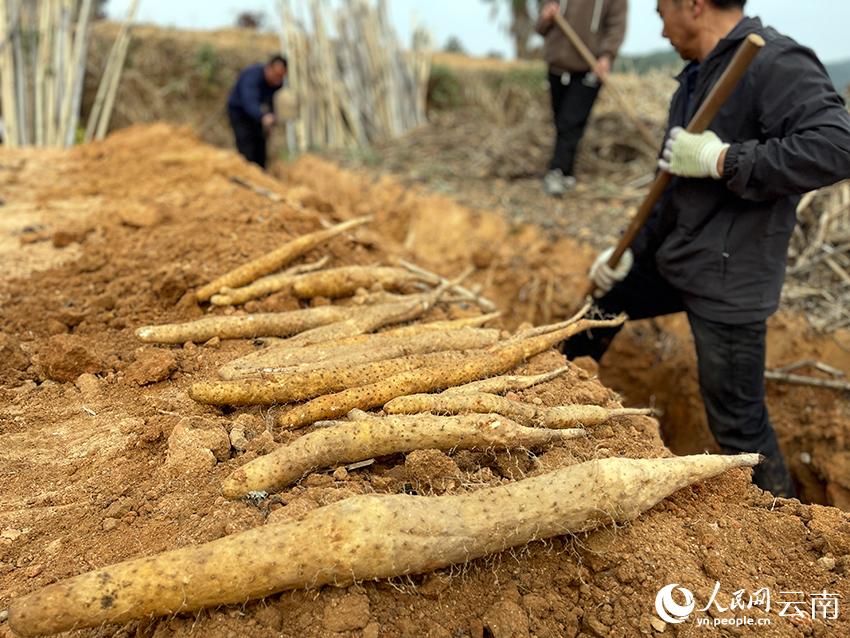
[222,413,584,497]
[210,257,330,306]
[277,316,625,429]
[194,216,371,302]
[271,278,460,350]
[291,266,425,299]
[8,453,760,637]
[514,302,591,339]
[443,366,571,395]
[138,286,458,346]
[223,328,499,380]
[384,393,653,429]
[218,315,500,380]
[135,306,351,344]
[395,258,497,312]
[192,351,469,406]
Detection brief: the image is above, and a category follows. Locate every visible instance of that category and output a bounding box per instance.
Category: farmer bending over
[562,0,850,497]
[227,54,288,169]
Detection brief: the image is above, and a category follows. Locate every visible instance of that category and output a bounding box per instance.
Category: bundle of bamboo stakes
[0,0,138,148]
[276,0,431,152]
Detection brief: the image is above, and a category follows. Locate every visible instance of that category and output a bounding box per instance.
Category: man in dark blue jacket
[227,55,287,169]
[562,0,850,497]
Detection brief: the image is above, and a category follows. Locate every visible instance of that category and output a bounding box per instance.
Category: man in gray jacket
[562,0,850,497]
[536,0,628,196]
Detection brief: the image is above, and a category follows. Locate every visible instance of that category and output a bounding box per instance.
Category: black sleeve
[237,68,264,122]
[724,42,850,201]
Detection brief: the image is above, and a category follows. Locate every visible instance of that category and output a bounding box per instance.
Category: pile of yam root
[7,217,762,637]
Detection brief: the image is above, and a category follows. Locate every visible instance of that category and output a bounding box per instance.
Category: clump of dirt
[1,125,848,638]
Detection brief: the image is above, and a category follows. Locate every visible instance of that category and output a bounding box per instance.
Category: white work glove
[589,247,633,297]
[658,126,730,179]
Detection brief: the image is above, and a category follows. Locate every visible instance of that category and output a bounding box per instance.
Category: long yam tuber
[195,216,371,302]
[192,351,470,406]
[276,294,440,349]
[218,315,500,380]
[135,306,352,344]
[291,266,425,299]
[384,393,652,429]
[277,317,625,429]
[137,288,456,345]
[443,366,571,395]
[222,413,584,497]
[8,454,760,637]
[210,257,330,306]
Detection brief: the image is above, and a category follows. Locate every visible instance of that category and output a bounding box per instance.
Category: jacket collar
[704,16,763,63]
[674,16,763,84]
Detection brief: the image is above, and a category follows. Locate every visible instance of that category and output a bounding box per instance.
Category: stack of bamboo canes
[277,0,431,153]
[0,0,138,148]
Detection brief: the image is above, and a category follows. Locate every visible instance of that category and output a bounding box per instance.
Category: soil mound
[1,125,848,638]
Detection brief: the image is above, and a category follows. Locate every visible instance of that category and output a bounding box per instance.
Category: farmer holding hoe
[536,0,628,197]
[562,0,850,497]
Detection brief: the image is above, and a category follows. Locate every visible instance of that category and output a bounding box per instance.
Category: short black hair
[268,54,288,69]
[710,0,746,8]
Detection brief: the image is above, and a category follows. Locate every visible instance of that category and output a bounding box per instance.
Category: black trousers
[548,71,601,176]
[228,108,267,169]
[561,260,796,498]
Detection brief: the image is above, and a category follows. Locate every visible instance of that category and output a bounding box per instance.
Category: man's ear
[691,0,706,18]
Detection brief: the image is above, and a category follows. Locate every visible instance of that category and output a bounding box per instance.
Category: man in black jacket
[227,55,287,169]
[562,0,850,497]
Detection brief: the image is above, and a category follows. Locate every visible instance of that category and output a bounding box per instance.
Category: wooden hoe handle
[583,33,766,299]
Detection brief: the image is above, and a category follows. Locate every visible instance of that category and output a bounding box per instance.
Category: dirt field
[0,124,849,638]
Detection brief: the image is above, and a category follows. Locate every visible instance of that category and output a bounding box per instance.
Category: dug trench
[601,316,850,510]
[1,125,849,638]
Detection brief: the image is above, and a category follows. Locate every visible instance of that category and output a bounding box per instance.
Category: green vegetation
[497,66,548,92]
[428,65,465,110]
[194,43,225,93]
[444,36,466,54]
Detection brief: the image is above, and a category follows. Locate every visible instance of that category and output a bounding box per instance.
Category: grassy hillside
[827,59,850,93]
[616,48,850,94]
[615,49,680,74]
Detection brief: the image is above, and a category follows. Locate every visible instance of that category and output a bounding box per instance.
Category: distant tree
[444,35,466,54]
[235,11,266,30]
[486,50,505,60]
[481,0,535,59]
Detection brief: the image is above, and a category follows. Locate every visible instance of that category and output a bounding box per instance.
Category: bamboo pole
[0,0,20,147]
[93,0,138,141]
[67,0,93,146]
[11,0,28,146]
[45,0,65,147]
[48,0,71,147]
[33,0,51,146]
[85,0,138,142]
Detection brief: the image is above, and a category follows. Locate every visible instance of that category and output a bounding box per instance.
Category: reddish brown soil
[1,126,849,638]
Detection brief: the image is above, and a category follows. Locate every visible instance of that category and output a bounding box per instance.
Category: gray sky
[107,1,850,64]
